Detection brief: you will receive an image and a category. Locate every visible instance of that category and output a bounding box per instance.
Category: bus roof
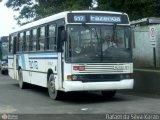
[10,10,128,34]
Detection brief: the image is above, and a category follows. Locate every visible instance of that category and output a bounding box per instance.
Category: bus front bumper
[64,79,134,92]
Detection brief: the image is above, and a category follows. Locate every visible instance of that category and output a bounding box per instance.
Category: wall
[132,24,160,69]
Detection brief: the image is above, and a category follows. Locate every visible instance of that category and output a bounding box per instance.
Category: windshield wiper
[112,23,117,46]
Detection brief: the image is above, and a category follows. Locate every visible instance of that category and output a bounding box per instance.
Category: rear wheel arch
[47,69,54,81]
[18,66,21,72]
[47,69,63,100]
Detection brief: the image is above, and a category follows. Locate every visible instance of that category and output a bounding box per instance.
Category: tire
[18,69,26,89]
[101,90,116,99]
[47,74,63,100]
[5,70,8,75]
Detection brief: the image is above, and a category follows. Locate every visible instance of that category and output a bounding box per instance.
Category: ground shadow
[0,71,8,75]
[60,91,134,104]
[15,84,136,104]
[7,78,138,104]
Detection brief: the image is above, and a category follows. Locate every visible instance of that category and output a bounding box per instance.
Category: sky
[0,1,18,37]
[0,0,97,37]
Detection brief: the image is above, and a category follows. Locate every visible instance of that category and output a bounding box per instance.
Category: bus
[0,36,8,74]
[8,11,134,100]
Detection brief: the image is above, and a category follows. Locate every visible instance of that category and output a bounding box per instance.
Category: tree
[2,0,160,24]
[3,0,92,25]
[97,0,157,20]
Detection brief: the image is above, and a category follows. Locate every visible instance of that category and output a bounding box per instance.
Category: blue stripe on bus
[21,54,26,70]
[29,52,58,56]
[29,57,58,60]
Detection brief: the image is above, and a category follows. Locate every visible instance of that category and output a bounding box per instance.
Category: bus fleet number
[29,60,38,70]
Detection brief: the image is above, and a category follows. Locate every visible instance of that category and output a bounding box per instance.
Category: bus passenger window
[26,31,30,51]
[19,33,24,52]
[48,24,56,51]
[16,34,20,52]
[9,35,13,53]
[39,27,45,51]
[32,29,37,51]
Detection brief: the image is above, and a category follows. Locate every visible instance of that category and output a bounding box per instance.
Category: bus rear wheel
[48,74,63,100]
[18,69,26,89]
[101,90,116,99]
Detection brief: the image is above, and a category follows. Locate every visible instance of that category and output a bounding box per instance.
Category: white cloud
[0,1,19,37]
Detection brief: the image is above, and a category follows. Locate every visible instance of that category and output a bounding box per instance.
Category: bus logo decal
[21,54,26,70]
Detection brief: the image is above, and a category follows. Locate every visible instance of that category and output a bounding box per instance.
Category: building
[131,17,160,69]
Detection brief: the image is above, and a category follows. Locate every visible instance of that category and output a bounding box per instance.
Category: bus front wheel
[101,90,116,99]
[48,74,63,100]
[18,69,26,89]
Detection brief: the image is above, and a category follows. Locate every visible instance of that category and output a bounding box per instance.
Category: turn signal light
[67,75,72,81]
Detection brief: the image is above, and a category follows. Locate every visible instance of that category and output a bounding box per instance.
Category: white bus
[8,11,134,100]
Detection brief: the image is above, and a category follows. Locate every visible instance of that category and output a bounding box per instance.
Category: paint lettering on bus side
[48,62,53,66]
[29,60,38,70]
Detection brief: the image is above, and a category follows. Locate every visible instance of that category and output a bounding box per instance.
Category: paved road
[0,74,160,119]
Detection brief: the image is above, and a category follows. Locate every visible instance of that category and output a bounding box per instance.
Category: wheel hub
[49,77,55,93]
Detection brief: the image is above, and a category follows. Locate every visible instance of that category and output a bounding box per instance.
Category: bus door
[57,26,65,89]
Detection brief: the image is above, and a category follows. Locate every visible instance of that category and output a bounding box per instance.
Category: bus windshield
[66,25,132,63]
[2,43,8,60]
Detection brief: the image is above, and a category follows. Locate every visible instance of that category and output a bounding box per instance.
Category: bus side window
[29,30,33,51]
[9,35,13,54]
[19,33,24,52]
[48,24,56,51]
[13,36,17,54]
[32,29,37,51]
[38,26,45,51]
[17,34,20,52]
[23,31,26,51]
[26,31,30,51]
[45,25,49,50]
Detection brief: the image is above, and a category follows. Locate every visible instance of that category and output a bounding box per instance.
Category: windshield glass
[2,43,8,60]
[66,25,132,63]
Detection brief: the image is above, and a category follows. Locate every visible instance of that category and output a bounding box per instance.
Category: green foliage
[3,0,92,25]
[1,0,160,24]
[5,0,33,11]
[98,0,157,20]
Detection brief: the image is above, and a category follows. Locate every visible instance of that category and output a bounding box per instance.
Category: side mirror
[61,30,67,42]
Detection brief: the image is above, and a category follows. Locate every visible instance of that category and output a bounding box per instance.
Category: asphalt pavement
[0,74,160,120]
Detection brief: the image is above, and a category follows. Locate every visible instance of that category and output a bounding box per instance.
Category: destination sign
[74,15,86,22]
[67,13,129,24]
[90,16,121,23]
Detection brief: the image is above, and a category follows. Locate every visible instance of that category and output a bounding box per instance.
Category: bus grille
[72,63,132,74]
